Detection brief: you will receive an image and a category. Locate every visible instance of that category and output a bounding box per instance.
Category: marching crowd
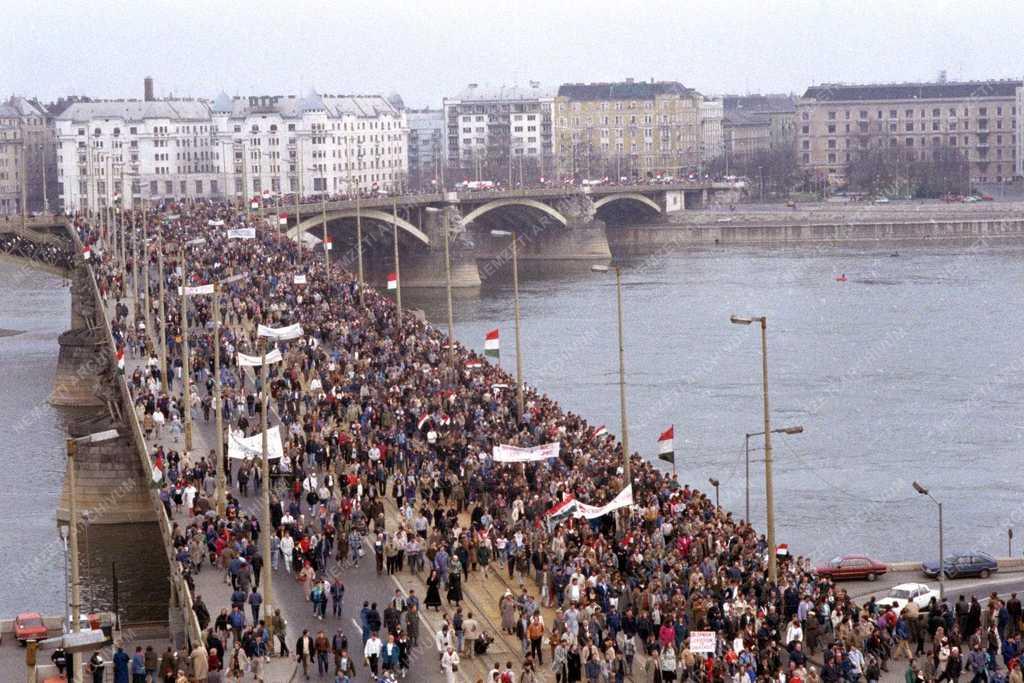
[74,200,1024,683]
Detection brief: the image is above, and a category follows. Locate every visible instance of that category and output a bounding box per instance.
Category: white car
[875,582,939,613]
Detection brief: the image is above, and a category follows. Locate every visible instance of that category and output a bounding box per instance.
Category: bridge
[268,181,735,286]
[0,217,76,276]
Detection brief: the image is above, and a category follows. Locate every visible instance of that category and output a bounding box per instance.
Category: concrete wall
[609,218,1024,256]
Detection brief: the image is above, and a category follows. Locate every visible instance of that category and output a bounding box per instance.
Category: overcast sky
[5,0,1023,108]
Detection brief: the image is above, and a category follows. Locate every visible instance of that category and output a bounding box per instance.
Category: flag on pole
[417,414,432,431]
[278,213,288,226]
[324,237,333,251]
[484,329,500,358]
[592,425,608,440]
[116,348,125,374]
[657,425,674,463]
[250,200,259,210]
[465,359,483,369]
[545,496,578,530]
[82,245,92,260]
[387,272,398,290]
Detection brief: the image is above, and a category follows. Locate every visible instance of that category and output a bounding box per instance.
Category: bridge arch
[592,193,662,214]
[461,198,567,227]
[288,209,430,245]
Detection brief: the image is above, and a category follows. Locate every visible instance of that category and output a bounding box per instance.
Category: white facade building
[406,109,445,191]
[210,91,407,199]
[55,100,218,211]
[0,103,23,215]
[701,99,724,165]
[55,90,408,211]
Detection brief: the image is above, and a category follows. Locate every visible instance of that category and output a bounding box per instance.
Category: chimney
[144,76,154,102]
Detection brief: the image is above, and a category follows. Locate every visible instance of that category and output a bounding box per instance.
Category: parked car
[922,552,998,579]
[816,555,888,581]
[14,612,48,644]
[876,582,940,613]
[981,194,995,201]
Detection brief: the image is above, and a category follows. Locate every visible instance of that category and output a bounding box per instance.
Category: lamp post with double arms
[744,425,803,524]
[731,313,778,583]
[913,481,944,601]
[592,264,630,486]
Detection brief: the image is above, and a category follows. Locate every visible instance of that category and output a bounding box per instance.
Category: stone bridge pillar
[57,414,169,626]
[400,204,482,288]
[51,263,109,406]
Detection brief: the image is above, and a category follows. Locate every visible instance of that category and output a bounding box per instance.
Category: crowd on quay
[73,202,1024,683]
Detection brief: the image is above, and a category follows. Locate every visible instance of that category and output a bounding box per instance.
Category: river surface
[0,259,72,618]
[1,240,1021,619]
[404,240,1024,564]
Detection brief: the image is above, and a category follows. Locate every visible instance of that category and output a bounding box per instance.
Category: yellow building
[554,79,703,181]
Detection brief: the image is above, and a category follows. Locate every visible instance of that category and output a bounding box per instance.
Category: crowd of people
[74,200,1024,683]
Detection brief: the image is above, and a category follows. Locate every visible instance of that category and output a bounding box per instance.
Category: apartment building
[554,79,703,180]
[797,80,1020,185]
[406,108,445,191]
[443,83,555,184]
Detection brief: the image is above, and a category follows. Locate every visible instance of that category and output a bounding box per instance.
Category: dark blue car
[921,552,998,579]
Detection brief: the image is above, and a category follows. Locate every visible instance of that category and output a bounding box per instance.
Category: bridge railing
[65,223,203,648]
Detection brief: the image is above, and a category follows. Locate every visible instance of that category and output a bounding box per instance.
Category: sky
[4,0,1024,108]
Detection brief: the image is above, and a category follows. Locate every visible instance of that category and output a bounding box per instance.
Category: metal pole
[296,141,302,262]
[112,561,119,633]
[41,143,49,214]
[259,344,274,614]
[67,439,82,683]
[392,197,402,321]
[512,235,524,419]
[615,266,630,484]
[20,141,27,231]
[938,501,944,602]
[158,246,168,392]
[214,283,226,516]
[760,317,777,584]
[745,433,751,522]
[322,193,328,271]
[143,211,151,341]
[243,141,250,218]
[180,247,193,451]
[356,187,364,300]
[443,207,455,378]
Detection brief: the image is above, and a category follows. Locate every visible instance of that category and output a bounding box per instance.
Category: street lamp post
[913,481,944,601]
[157,244,168,392]
[392,197,402,321]
[179,247,193,451]
[491,230,524,419]
[709,478,720,508]
[258,340,274,618]
[731,314,777,583]
[744,425,803,524]
[592,264,630,485]
[63,429,118,683]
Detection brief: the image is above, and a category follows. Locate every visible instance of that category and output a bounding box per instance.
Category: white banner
[492,442,560,463]
[257,323,303,341]
[574,484,634,519]
[227,227,256,240]
[208,219,225,227]
[293,274,307,285]
[236,348,283,367]
[177,284,215,296]
[228,426,284,460]
[689,631,717,654]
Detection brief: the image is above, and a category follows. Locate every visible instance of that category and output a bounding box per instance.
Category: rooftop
[213,92,400,119]
[722,94,796,114]
[558,80,695,101]
[448,82,555,102]
[723,110,771,127]
[55,99,212,122]
[802,80,1023,102]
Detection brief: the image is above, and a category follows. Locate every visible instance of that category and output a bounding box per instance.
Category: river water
[404,239,1024,564]
[1,239,1021,619]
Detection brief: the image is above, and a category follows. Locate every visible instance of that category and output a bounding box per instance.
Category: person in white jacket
[441,646,460,683]
[364,631,384,678]
[785,616,803,648]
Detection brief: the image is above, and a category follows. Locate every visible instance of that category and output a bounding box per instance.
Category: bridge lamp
[426,206,455,376]
[729,312,778,583]
[708,478,720,508]
[490,230,524,419]
[591,262,630,486]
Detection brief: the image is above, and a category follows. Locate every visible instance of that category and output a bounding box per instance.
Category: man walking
[295,628,313,679]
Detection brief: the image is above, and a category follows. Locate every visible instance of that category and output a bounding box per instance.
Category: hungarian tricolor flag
[250,199,259,210]
[657,425,674,464]
[278,213,288,226]
[484,329,499,358]
[324,236,333,251]
[465,359,483,369]
[82,245,92,260]
[545,496,578,530]
[417,414,431,431]
[387,272,398,291]
[116,348,125,374]
[592,425,607,440]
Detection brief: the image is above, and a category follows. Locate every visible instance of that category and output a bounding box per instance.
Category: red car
[14,612,48,644]
[816,555,888,581]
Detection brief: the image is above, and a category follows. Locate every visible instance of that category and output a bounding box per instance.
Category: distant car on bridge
[921,552,997,579]
[14,612,48,644]
[815,554,888,581]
